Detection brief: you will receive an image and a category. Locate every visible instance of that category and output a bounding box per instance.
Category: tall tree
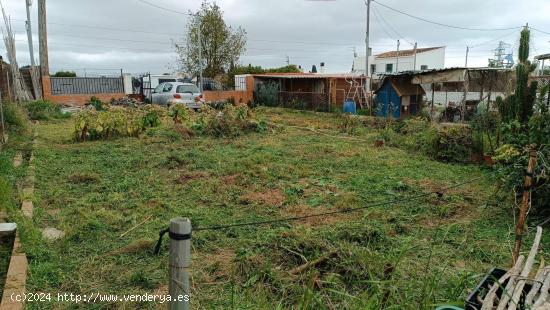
[176,1,246,79]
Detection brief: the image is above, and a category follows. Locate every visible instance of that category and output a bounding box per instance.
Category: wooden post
[461,69,469,122]
[38,0,49,77]
[169,217,191,310]
[512,149,538,264]
[0,88,4,144]
[431,83,435,120]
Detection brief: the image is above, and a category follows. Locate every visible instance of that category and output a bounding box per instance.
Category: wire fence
[192,172,496,232]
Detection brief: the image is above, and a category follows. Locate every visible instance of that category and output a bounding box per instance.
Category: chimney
[320,62,326,74]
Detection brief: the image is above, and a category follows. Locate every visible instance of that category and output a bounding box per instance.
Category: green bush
[0,176,11,210]
[74,105,165,141]
[255,82,279,107]
[193,105,265,137]
[88,96,107,111]
[432,125,473,163]
[2,101,28,128]
[24,100,68,120]
[53,71,77,77]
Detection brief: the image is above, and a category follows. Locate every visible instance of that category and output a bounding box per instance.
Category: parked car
[151,82,204,109]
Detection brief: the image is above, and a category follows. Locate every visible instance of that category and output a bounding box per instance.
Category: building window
[385,64,393,73]
[420,65,428,70]
[370,64,376,74]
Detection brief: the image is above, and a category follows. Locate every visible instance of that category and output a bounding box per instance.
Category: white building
[352,46,446,77]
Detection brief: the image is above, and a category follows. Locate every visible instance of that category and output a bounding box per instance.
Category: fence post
[168,217,191,310]
[512,149,538,264]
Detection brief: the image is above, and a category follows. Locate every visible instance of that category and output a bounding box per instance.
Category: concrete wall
[353,47,446,77]
[42,76,125,106]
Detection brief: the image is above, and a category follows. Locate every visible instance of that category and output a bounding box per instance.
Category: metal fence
[50,77,124,95]
[278,91,330,112]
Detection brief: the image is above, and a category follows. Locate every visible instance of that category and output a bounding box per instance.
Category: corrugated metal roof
[253,73,367,79]
[535,53,550,60]
[380,67,512,77]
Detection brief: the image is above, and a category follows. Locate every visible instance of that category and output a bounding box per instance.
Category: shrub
[53,71,77,77]
[88,96,107,111]
[2,101,28,128]
[74,106,164,141]
[24,100,68,120]
[193,105,264,137]
[255,82,279,107]
[339,114,363,135]
[0,176,11,210]
[432,125,473,163]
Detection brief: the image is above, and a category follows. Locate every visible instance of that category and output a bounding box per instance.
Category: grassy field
[9,107,545,309]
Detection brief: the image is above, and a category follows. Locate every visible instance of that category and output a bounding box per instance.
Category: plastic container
[343,99,357,114]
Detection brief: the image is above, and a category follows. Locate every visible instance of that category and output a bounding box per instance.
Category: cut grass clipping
[17,107,538,309]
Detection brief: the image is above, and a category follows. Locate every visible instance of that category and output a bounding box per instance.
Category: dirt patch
[240,189,285,206]
[153,284,168,296]
[220,174,240,186]
[197,249,237,283]
[178,171,209,184]
[110,239,154,255]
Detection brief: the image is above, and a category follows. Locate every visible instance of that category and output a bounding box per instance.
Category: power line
[372,0,521,31]
[135,0,187,15]
[12,19,392,48]
[372,5,414,46]
[371,6,397,41]
[532,27,550,36]
[470,30,518,48]
[194,173,491,232]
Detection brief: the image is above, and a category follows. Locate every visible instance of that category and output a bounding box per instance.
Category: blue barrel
[343,99,357,114]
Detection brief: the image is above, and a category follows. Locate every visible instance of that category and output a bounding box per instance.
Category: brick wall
[41,76,125,106]
[203,90,253,104]
[203,75,254,104]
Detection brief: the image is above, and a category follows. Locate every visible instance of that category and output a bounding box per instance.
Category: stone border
[0,232,27,310]
[0,142,35,308]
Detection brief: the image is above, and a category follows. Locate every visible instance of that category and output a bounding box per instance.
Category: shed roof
[375,47,444,58]
[535,53,550,60]
[374,76,425,97]
[253,73,366,79]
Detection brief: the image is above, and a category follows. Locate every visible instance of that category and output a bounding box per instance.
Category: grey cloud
[0,0,548,75]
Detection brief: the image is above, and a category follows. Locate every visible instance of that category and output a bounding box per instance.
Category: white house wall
[352,47,446,76]
[414,48,445,71]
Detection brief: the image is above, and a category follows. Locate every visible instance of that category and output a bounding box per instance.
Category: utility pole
[38,0,49,77]
[413,42,417,70]
[396,40,400,73]
[465,46,469,68]
[195,14,203,93]
[364,0,371,92]
[184,12,204,92]
[286,55,290,66]
[25,0,41,99]
[24,0,36,68]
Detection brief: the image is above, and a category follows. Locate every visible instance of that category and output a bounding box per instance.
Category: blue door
[376,90,388,117]
[376,82,401,118]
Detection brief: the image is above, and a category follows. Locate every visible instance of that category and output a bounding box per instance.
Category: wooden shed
[374,75,425,118]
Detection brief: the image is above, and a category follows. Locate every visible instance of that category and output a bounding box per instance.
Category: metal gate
[50,77,124,95]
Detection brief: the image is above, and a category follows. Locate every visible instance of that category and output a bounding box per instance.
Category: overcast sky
[1,0,549,76]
